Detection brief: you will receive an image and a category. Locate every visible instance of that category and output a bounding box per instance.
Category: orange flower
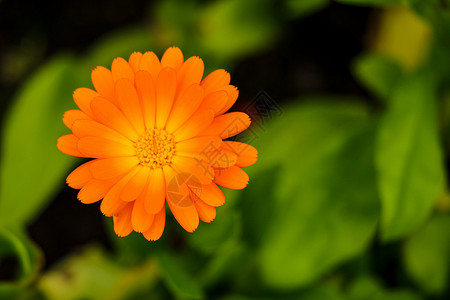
[57,47,258,241]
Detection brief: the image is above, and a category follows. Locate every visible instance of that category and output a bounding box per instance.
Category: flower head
[57,47,258,241]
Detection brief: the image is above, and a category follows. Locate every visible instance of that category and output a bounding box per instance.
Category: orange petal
[135,70,156,129]
[78,136,135,158]
[176,136,221,153]
[78,177,118,204]
[101,167,138,216]
[128,52,143,73]
[73,88,99,117]
[195,183,225,207]
[202,148,237,169]
[90,96,139,141]
[139,51,161,80]
[143,205,166,241]
[57,134,85,157]
[121,166,149,202]
[141,167,166,214]
[90,156,139,180]
[132,195,155,233]
[78,177,120,204]
[201,69,230,95]
[222,141,258,167]
[176,56,204,93]
[156,67,177,128]
[167,195,199,232]
[171,156,214,185]
[111,57,134,83]
[161,47,184,70]
[115,78,145,135]
[77,179,112,204]
[91,66,115,100]
[113,202,134,237]
[214,166,249,190]
[63,109,90,129]
[216,85,239,115]
[66,161,94,189]
[194,199,216,223]
[201,112,250,139]
[165,168,201,208]
[174,109,214,142]
[72,119,133,147]
[166,84,204,133]
[198,90,228,116]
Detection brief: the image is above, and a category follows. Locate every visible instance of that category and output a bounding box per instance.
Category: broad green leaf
[284,0,329,19]
[156,252,204,299]
[0,227,41,299]
[353,53,403,100]
[241,99,379,289]
[403,214,450,294]
[375,71,445,241]
[0,55,80,227]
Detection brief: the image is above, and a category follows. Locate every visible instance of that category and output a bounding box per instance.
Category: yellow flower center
[134,129,176,168]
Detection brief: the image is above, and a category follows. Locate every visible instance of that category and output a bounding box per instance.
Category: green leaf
[156,252,204,299]
[242,99,380,289]
[403,214,450,294]
[199,241,248,288]
[189,209,241,254]
[348,276,423,300]
[353,53,403,100]
[38,246,123,300]
[38,245,159,300]
[335,0,403,6]
[0,227,42,299]
[0,55,80,227]
[198,0,280,62]
[284,0,329,19]
[375,71,445,241]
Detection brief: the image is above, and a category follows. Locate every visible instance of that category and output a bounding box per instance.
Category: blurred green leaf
[348,276,423,300]
[241,99,379,289]
[403,214,450,294]
[375,71,445,241]
[156,252,204,299]
[220,283,346,300]
[408,0,450,46]
[0,55,80,227]
[39,245,160,300]
[0,227,41,299]
[38,246,122,300]
[189,209,241,254]
[199,241,248,288]
[284,0,329,19]
[198,0,280,62]
[353,53,403,100]
[335,0,403,5]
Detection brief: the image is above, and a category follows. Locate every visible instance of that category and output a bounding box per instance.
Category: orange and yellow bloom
[57,47,257,241]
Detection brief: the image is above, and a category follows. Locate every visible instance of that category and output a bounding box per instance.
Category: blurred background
[1,0,450,299]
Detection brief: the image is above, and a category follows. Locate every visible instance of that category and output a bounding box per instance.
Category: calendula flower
[57,47,258,241]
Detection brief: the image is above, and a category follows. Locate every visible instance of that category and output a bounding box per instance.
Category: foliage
[1,0,450,299]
